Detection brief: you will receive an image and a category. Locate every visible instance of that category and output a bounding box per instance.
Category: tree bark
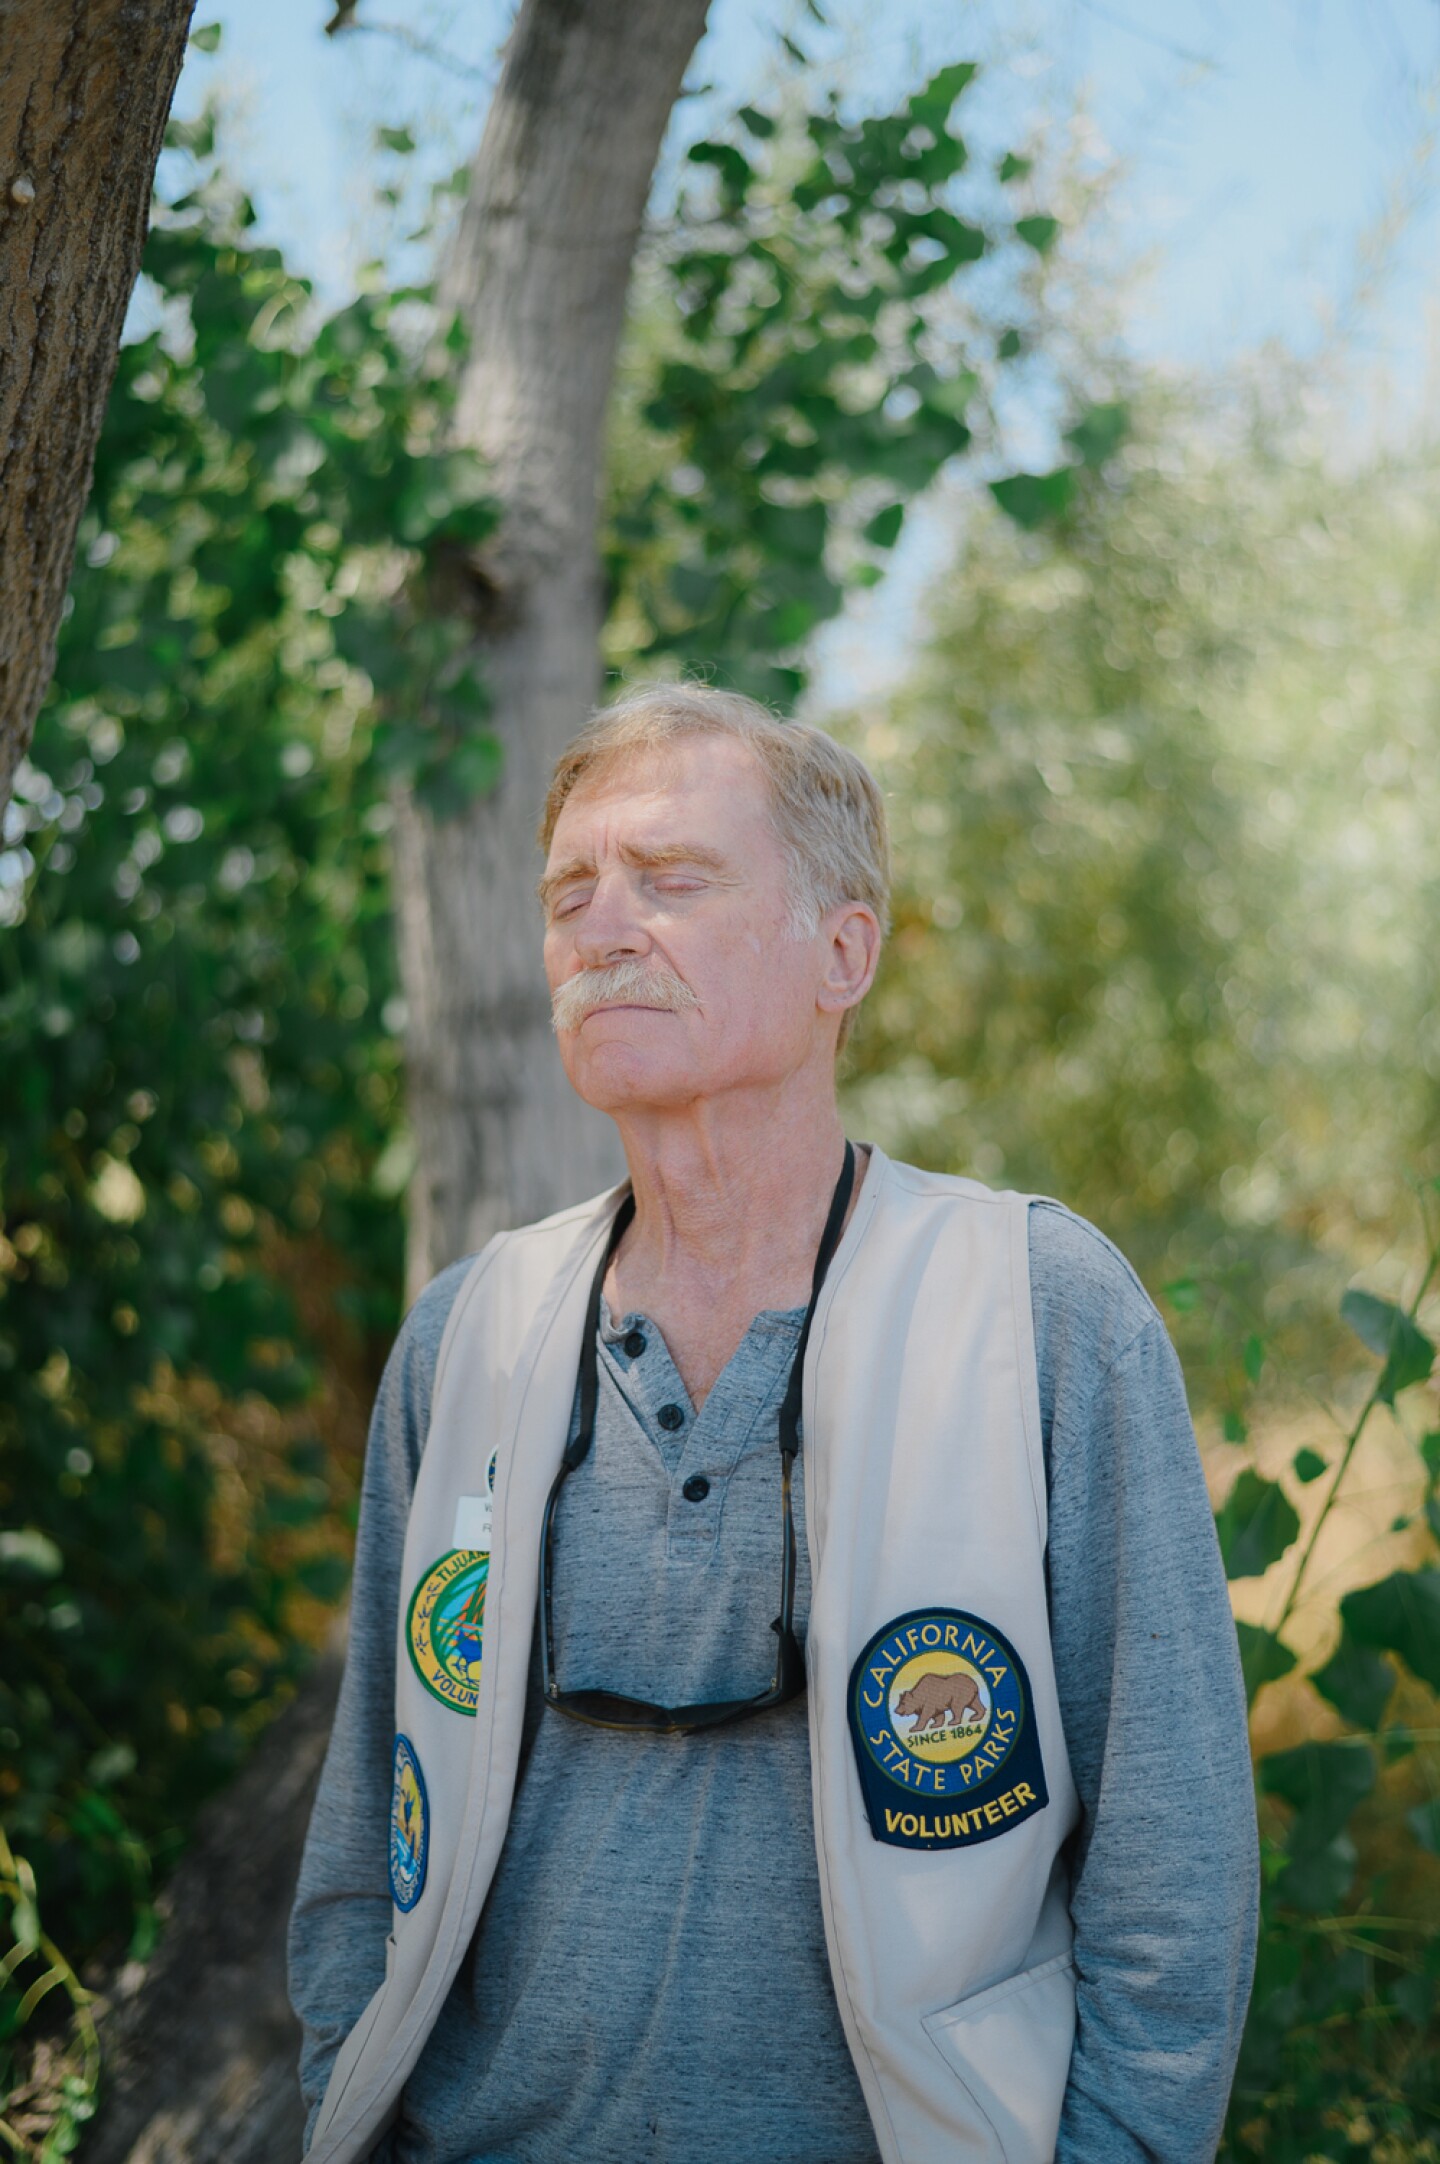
[393,0,711,1296]
[80,1642,343,2164]
[0,0,196,816]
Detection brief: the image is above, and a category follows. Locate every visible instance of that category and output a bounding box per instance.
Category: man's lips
[581,1001,672,1019]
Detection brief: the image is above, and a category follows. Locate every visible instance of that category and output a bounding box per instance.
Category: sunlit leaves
[610,59,1076,699]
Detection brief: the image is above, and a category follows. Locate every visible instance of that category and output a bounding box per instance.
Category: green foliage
[0,139,494,2023]
[1342,1571,1440,1698]
[1341,1291,1437,1406]
[1216,1472,1301,1580]
[841,380,1440,1303]
[605,63,1085,701]
[1212,1211,1440,2159]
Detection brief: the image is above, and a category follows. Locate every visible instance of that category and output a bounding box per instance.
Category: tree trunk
[0,0,195,816]
[393,0,711,1296]
[80,1642,343,2164]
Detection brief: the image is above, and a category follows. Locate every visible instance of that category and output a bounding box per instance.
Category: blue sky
[173,0,1440,384]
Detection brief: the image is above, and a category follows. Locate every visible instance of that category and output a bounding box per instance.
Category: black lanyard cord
[563,1139,857,1477]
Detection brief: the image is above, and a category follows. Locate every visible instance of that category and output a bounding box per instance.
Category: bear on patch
[894,1666,984,1733]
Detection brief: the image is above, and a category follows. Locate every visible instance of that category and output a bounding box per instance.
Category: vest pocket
[921,1950,1076,2164]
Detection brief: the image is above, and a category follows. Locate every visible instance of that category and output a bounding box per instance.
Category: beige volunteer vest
[308,1147,1080,2164]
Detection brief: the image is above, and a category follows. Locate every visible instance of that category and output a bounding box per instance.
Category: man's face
[540,735,834,1116]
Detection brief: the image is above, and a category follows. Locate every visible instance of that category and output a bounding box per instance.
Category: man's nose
[572,869,650,965]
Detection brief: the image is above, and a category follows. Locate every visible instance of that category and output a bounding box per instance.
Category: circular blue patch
[389,1732,429,1911]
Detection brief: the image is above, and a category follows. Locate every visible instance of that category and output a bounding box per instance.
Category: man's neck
[614,1082,848,1281]
[604,1076,866,1343]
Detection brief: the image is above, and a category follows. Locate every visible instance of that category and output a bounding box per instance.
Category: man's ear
[817,903,882,1020]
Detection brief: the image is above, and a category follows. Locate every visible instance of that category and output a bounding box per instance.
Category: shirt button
[622,1330,646,1357]
[657,1403,685,1432]
[682,1474,710,1503]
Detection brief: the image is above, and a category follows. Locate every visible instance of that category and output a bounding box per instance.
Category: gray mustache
[550,958,700,1034]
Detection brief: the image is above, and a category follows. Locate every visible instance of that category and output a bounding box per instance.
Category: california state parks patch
[407,1549,488,1716]
[848,1608,1048,1850]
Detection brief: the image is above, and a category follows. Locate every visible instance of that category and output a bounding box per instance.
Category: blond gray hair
[538,681,890,1045]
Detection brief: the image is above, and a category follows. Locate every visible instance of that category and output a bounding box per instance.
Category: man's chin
[560,1040,696,1115]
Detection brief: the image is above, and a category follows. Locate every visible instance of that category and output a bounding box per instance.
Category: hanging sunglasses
[538,1141,857,1736]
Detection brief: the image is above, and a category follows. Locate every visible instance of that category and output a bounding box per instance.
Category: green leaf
[989,468,1075,530]
[1394,1969,1434,2025]
[908,62,978,124]
[1222,1406,1248,1444]
[863,503,905,550]
[1408,1797,1440,1854]
[996,328,1024,361]
[163,110,217,159]
[296,1554,350,1602]
[376,126,416,155]
[414,733,504,821]
[752,499,828,562]
[1274,1833,1357,1912]
[687,141,754,198]
[189,20,222,50]
[1267,1738,1369,1847]
[667,562,725,616]
[1235,1621,1296,1705]
[1243,1331,1265,1383]
[1213,1471,1299,1579]
[1342,1568,1440,1694]
[394,453,497,549]
[1340,1287,1435,1403]
[1311,1628,1394,1731]
[1065,401,1130,470]
[1292,1447,1327,1484]
[1423,1429,1440,1483]
[1164,1275,1200,1314]
[1015,214,1060,255]
[998,152,1033,183]
[737,106,776,140]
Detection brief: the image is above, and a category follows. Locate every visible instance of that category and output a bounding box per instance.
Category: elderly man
[289,682,1257,2164]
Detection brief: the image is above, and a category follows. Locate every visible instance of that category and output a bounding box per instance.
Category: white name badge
[451,1493,493,1551]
